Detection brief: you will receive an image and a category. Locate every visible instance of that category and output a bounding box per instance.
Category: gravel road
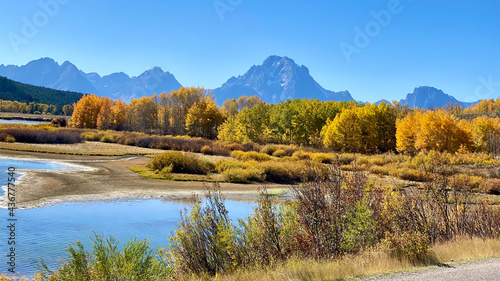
[361,259,500,281]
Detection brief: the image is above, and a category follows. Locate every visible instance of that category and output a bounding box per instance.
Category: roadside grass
[205,253,412,281]
[212,238,500,281]
[433,237,500,262]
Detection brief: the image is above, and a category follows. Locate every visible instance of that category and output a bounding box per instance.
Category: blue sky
[0,0,499,102]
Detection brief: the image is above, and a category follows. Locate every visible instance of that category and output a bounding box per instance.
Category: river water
[0,158,255,277]
[0,119,48,125]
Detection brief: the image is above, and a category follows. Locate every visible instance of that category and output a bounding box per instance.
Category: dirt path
[361,258,500,281]
[0,149,288,208]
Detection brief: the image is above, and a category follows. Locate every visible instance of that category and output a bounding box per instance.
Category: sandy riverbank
[0,149,289,209]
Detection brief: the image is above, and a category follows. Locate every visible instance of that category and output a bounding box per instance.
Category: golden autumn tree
[169,87,206,135]
[415,110,472,152]
[397,110,473,154]
[465,98,500,113]
[396,112,421,154]
[72,94,104,129]
[221,98,239,118]
[185,97,225,138]
[322,107,362,152]
[128,97,157,133]
[472,116,500,153]
[456,119,474,152]
[112,100,128,130]
[158,92,172,134]
[321,103,397,153]
[217,116,250,144]
[357,104,379,153]
[97,97,114,130]
[218,101,269,144]
[375,101,398,152]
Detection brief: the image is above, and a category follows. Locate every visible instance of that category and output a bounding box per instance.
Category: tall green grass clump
[35,233,171,281]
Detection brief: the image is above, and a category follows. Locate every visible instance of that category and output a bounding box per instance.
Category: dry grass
[212,238,500,281]
[211,252,412,281]
[433,237,500,262]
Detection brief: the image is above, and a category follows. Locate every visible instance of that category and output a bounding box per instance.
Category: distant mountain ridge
[399,86,477,109]
[85,66,182,101]
[0,58,96,94]
[0,58,182,102]
[212,56,353,104]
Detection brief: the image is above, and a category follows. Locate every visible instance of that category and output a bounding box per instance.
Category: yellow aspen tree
[472,116,500,152]
[221,98,239,118]
[357,104,379,153]
[158,92,172,134]
[169,87,206,135]
[218,117,250,144]
[97,97,114,130]
[456,119,474,152]
[186,97,225,138]
[129,97,157,133]
[72,94,102,129]
[322,107,362,152]
[415,110,471,152]
[112,100,128,130]
[395,112,420,154]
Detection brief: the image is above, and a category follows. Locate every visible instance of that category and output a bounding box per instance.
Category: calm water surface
[0,158,255,277]
[0,119,48,125]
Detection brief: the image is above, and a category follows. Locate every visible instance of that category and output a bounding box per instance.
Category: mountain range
[0,56,479,108]
[0,58,181,102]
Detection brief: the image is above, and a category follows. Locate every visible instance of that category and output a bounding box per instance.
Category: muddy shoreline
[0,149,289,209]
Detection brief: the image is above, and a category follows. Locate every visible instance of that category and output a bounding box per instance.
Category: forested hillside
[0,75,83,107]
